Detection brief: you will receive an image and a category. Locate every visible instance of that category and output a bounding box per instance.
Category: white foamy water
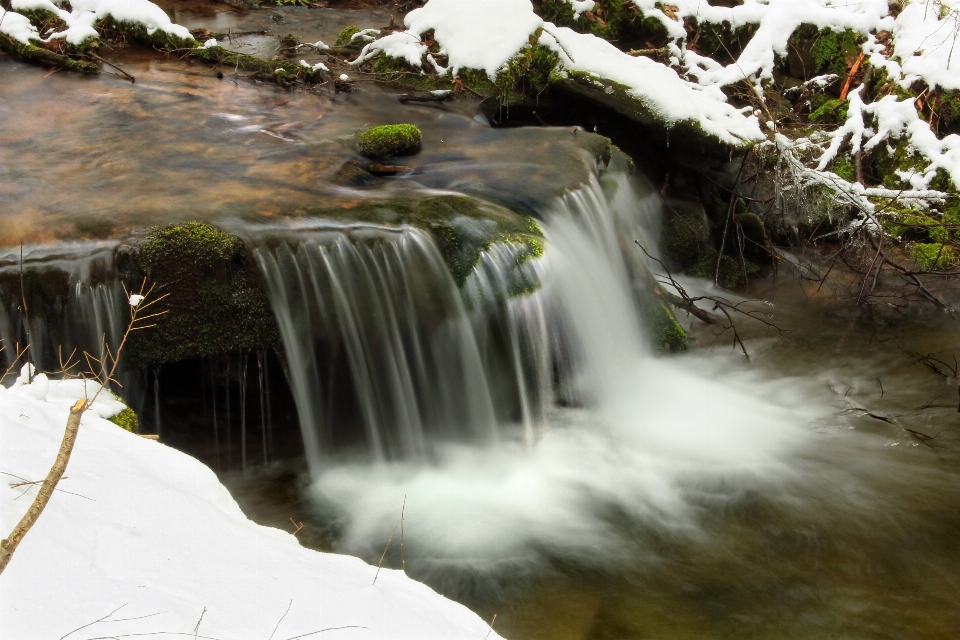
[308,169,825,569]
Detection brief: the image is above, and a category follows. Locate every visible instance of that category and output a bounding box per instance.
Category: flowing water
[2,5,960,638]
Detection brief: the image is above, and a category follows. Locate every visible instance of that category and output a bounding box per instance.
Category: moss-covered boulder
[734,212,771,264]
[123,222,279,368]
[357,124,423,158]
[688,246,741,289]
[335,25,363,48]
[660,201,710,268]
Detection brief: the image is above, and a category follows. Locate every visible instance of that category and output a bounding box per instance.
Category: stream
[2,3,959,639]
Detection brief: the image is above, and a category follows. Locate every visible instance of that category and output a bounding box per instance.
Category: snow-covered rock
[0,378,501,640]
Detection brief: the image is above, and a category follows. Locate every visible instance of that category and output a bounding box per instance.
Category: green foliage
[810,27,864,77]
[356,124,423,158]
[371,55,438,90]
[912,242,958,269]
[335,26,362,48]
[490,38,561,100]
[129,222,279,367]
[109,407,139,433]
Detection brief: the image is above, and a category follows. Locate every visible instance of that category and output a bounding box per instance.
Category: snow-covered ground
[0,375,501,640]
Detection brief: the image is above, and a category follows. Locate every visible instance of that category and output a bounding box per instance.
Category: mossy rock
[734,213,770,264]
[809,98,848,125]
[285,194,544,287]
[109,407,139,433]
[356,124,422,158]
[644,299,689,354]
[870,139,929,190]
[688,246,741,289]
[335,25,362,48]
[124,222,280,367]
[660,201,710,268]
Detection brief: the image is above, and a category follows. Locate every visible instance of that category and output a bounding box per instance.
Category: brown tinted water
[0,50,600,245]
[3,5,960,638]
[224,275,960,640]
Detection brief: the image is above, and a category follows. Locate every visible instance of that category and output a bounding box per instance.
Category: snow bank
[354,0,761,145]
[9,0,191,46]
[0,7,41,44]
[0,378,501,640]
[541,25,763,144]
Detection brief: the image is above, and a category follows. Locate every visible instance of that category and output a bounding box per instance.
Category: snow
[8,0,191,46]
[0,376,502,640]
[352,0,761,145]
[301,59,329,73]
[892,0,960,91]
[201,37,218,49]
[401,0,545,77]
[540,25,764,145]
[0,7,41,45]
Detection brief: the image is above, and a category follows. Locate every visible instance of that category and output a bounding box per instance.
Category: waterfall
[0,243,126,378]
[249,166,669,478]
[253,224,500,473]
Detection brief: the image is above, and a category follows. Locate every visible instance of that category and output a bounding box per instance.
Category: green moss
[735,213,770,263]
[831,155,856,181]
[648,300,689,354]
[809,98,849,124]
[371,55,438,90]
[335,26,362,48]
[912,242,958,269]
[94,16,197,50]
[190,45,318,85]
[0,30,100,74]
[660,204,709,267]
[871,139,928,190]
[109,407,139,433]
[532,0,669,49]
[357,124,422,158]
[128,222,279,367]
[688,246,740,288]
[809,27,864,77]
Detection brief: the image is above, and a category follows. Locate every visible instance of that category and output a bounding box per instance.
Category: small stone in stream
[356,124,422,158]
[216,71,224,79]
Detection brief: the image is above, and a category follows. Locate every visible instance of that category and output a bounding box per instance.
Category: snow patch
[0,378,503,640]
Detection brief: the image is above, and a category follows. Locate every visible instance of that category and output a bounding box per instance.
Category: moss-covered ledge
[120,222,280,368]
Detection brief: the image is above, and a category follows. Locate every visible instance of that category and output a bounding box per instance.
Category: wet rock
[659,199,710,269]
[356,124,422,158]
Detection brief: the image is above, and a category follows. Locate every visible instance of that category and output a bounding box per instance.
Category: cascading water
[0,243,127,377]
[305,165,817,586]
[252,224,500,472]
